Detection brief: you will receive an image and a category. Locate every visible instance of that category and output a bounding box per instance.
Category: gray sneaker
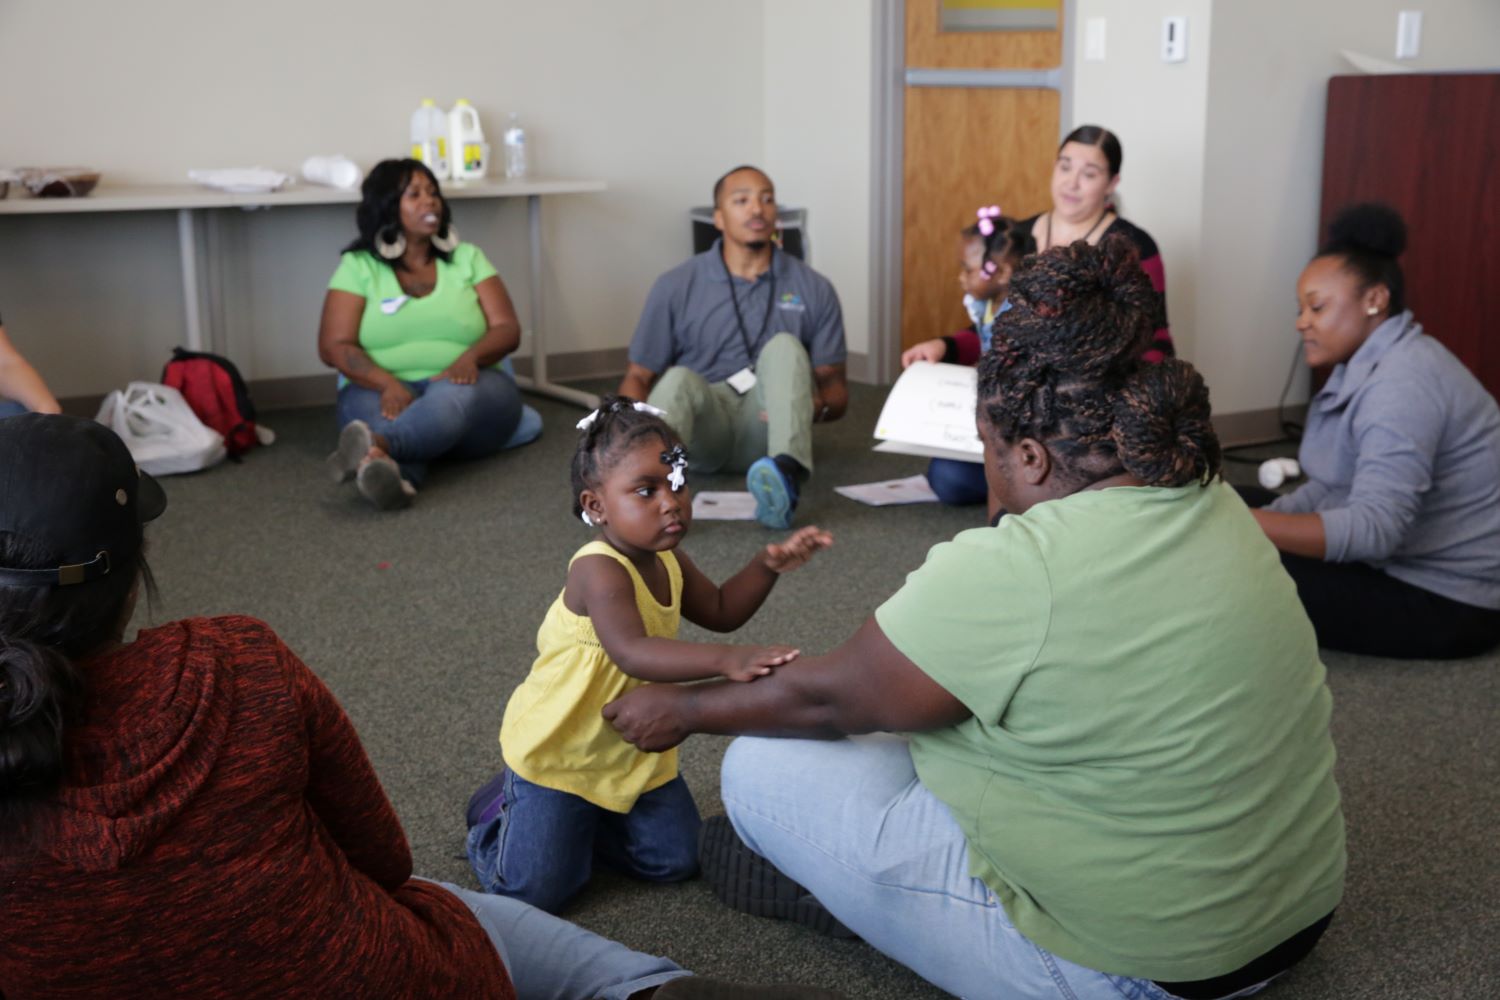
[327,420,373,483]
[356,455,415,510]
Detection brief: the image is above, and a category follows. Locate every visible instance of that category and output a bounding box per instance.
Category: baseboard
[510,348,629,383]
[1212,404,1306,448]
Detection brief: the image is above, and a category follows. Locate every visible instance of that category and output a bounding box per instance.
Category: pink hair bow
[975,204,1003,236]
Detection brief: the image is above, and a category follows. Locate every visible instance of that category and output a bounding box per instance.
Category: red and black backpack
[161,347,260,458]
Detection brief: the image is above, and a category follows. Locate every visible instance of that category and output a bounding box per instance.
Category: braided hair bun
[978,236,1221,489]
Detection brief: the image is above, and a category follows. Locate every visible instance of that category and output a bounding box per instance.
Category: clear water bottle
[503,112,528,180]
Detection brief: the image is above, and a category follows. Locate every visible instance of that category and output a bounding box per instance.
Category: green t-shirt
[875,480,1345,981]
[327,243,498,381]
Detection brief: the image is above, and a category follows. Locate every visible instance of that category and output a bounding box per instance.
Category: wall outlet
[1396,10,1423,59]
[1162,16,1188,63]
[1085,17,1106,61]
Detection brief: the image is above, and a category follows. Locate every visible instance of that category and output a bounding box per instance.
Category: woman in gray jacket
[1248,203,1500,658]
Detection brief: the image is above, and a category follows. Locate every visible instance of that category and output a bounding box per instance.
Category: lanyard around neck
[722,248,777,367]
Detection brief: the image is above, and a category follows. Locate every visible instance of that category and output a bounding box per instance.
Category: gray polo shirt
[1270,310,1500,609]
[628,239,846,383]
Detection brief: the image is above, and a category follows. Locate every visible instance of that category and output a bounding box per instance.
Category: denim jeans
[335,367,538,486]
[467,770,701,915]
[926,457,988,506]
[721,735,1271,1000]
[0,400,28,419]
[428,880,689,999]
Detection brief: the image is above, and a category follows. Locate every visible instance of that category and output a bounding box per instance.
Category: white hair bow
[576,400,668,431]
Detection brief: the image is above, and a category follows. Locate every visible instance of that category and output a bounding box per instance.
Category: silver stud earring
[375,226,406,260]
[1366,306,1379,316]
[431,225,459,253]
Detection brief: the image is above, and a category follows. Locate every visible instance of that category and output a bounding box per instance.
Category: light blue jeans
[720,735,1266,1000]
[430,879,689,999]
[335,367,540,486]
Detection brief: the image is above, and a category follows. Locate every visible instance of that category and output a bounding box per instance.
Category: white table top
[0,177,606,215]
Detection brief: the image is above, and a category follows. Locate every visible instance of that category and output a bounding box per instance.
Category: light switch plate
[1162,16,1188,63]
[1396,10,1423,59]
[1085,17,1106,61]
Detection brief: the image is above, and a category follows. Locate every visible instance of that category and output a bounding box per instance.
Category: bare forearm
[0,361,60,413]
[330,344,400,393]
[1252,508,1327,559]
[466,322,522,368]
[678,659,874,739]
[696,557,780,632]
[609,636,744,682]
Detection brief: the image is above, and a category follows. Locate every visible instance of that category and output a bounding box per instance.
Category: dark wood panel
[1322,74,1500,394]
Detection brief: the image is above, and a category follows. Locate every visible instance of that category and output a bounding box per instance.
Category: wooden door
[1321,74,1500,396]
[901,1,1064,350]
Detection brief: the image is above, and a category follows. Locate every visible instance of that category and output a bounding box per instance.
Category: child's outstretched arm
[570,555,799,683]
[679,526,833,634]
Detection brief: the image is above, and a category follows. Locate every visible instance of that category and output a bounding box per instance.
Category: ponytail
[0,530,142,845]
[0,639,80,832]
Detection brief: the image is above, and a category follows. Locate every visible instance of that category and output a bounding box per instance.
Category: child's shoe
[698,814,857,939]
[655,978,845,999]
[746,455,800,530]
[465,771,508,829]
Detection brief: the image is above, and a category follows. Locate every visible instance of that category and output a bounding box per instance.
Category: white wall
[1196,0,1500,414]
[1069,0,1214,363]
[762,0,873,364]
[0,1,769,397]
[1073,0,1500,418]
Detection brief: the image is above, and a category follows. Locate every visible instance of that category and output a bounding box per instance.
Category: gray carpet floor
[131,382,1499,999]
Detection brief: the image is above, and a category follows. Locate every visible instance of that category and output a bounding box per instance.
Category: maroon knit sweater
[0,616,513,1000]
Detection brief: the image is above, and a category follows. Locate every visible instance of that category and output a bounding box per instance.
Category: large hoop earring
[375,226,406,260]
[431,225,459,253]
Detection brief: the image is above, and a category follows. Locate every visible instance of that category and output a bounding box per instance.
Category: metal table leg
[177,208,204,352]
[511,193,599,409]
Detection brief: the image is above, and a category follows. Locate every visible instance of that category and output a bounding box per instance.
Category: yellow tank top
[499,541,683,812]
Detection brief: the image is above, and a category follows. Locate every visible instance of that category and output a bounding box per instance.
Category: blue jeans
[721,735,1272,1000]
[335,367,539,486]
[926,457,988,506]
[0,400,28,419]
[429,880,689,999]
[467,770,701,915]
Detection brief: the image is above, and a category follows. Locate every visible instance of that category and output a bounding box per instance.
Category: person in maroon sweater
[1020,124,1174,364]
[0,414,836,1000]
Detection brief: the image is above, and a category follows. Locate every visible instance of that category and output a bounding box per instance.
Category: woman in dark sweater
[0,414,832,1000]
[1020,125,1174,362]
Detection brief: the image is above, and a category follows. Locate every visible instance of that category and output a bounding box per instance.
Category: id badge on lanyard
[724,251,776,394]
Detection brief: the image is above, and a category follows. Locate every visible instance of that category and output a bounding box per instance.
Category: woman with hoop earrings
[317,159,541,510]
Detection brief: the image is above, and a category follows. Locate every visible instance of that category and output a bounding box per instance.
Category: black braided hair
[570,395,683,520]
[962,215,1036,273]
[1317,202,1407,315]
[977,236,1220,489]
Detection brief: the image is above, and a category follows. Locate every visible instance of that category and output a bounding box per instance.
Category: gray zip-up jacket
[1271,311,1500,609]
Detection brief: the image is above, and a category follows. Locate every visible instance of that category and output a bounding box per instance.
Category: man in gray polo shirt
[619,165,848,529]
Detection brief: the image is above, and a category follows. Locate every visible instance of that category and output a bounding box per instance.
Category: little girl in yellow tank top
[465,396,832,914]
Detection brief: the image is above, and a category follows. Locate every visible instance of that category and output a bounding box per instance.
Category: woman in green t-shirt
[604,239,1345,1000]
[318,159,541,509]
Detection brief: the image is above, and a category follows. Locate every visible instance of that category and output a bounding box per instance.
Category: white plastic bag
[96,382,226,475]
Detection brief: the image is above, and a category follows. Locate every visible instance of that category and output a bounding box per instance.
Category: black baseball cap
[0,413,166,587]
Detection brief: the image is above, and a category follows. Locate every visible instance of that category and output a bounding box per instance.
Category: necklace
[1044,209,1112,252]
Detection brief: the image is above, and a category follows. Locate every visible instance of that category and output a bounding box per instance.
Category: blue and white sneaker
[747,455,799,530]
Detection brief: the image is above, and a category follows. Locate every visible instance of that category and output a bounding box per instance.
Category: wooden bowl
[20,167,102,198]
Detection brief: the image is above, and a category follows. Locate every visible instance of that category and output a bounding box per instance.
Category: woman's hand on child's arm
[901,339,947,368]
[762,526,833,574]
[721,644,799,682]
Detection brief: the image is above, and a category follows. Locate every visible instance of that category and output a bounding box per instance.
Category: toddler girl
[901,207,1035,507]
[465,396,832,914]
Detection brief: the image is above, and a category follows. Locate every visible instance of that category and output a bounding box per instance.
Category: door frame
[867,0,1076,384]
